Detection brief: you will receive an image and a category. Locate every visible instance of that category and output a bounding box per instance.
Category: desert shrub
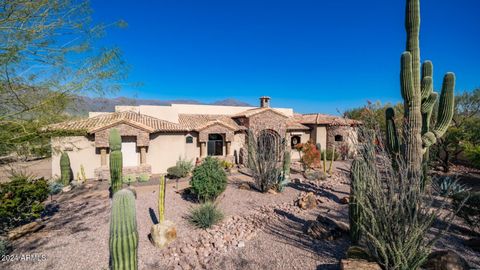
[190,157,227,202]
[138,173,150,182]
[188,202,223,229]
[0,238,11,256]
[167,157,194,178]
[452,191,480,233]
[295,142,320,169]
[432,177,470,197]
[321,149,340,161]
[122,174,137,185]
[351,131,458,270]
[0,174,49,233]
[49,181,64,197]
[464,143,480,169]
[220,160,234,170]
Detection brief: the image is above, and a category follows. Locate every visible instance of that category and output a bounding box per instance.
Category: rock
[292,178,302,184]
[62,185,72,193]
[85,183,94,189]
[340,259,381,270]
[346,246,373,261]
[8,221,45,240]
[340,196,349,204]
[297,192,317,210]
[267,189,278,195]
[465,237,480,252]
[150,220,177,248]
[237,241,245,248]
[306,215,349,240]
[238,182,251,190]
[422,250,470,270]
[306,221,330,239]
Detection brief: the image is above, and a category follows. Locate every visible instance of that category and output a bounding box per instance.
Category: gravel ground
[2,161,480,270]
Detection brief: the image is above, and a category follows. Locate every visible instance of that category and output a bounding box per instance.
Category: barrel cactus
[386,0,455,180]
[109,129,123,194]
[60,152,71,185]
[109,189,138,270]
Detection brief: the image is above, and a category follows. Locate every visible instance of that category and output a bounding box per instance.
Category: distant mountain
[67,96,252,116]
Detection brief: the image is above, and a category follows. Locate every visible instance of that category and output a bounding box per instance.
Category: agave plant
[433,177,470,197]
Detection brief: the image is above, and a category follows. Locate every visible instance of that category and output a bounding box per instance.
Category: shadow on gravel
[289,182,341,203]
[316,263,339,270]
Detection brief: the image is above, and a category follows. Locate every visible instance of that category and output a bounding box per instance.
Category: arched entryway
[208,133,224,156]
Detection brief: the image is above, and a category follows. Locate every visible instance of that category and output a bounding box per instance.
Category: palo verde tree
[0,0,128,159]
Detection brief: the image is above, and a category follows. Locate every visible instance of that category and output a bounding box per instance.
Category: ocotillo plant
[158,175,166,223]
[60,152,71,185]
[386,0,455,180]
[109,189,138,270]
[328,145,336,174]
[109,129,123,194]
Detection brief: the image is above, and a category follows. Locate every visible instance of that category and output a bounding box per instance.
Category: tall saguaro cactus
[109,189,138,270]
[109,129,123,194]
[60,152,72,185]
[386,0,455,178]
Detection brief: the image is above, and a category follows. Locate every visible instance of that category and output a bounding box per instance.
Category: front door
[122,138,137,167]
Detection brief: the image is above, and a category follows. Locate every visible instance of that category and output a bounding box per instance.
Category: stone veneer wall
[198,124,234,142]
[248,110,287,137]
[94,164,152,180]
[94,123,149,148]
[326,125,357,158]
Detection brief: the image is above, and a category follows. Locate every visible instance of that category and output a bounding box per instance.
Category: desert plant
[138,174,149,182]
[247,130,286,192]
[80,164,87,183]
[109,129,123,194]
[123,174,137,185]
[188,202,223,229]
[0,173,49,233]
[452,191,480,233]
[60,152,71,185]
[349,158,368,245]
[0,238,11,257]
[385,0,455,182]
[158,175,166,223]
[321,149,339,161]
[295,142,321,170]
[432,177,470,198]
[49,181,64,200]
[283,150,291,179]
[464,143,480,169]
[328,145,336,174]
[351,129,459,270]
[109,189,138,270]
[167,157,194,178]
[190,157,227,202]
[220,160,234,171]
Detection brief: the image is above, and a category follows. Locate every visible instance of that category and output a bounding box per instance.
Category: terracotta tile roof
[232,107,288,118]
[46,111,186,133]
[178,114,245,131]
[294,113,361,126]
[286,121,310,130]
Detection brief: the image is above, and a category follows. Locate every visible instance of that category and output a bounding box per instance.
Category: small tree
[247,129,285,192]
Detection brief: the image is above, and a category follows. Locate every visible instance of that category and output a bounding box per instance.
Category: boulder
[422,250,470,270]
[150,220,177,248]
[297,192,317,210]
[306,215,349,240]
[8,221,45,241]
[340,259,381,270]
[238,182,251,190]
[465,237,480,252]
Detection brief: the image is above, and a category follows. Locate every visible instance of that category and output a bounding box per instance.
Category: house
[47,97,359,180]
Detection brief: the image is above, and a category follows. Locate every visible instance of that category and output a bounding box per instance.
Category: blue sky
[91,0,479,114]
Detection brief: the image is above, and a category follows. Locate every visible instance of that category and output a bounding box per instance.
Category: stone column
[140,147,147,164]
[200,142,207,157]
[226,141,231,156]
[100,148,107,166]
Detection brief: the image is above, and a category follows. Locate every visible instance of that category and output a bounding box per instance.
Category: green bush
[452,191,480,233]
[464,143,480,169]
[190,157,227,202]
[138,173,150,182]
[321,149,340,161]
[188,202,223,229]
[49,181,64,196]
[122,174,137,185]
[0,173,49,233]
[167,157,194,178]
[0,238,11,257]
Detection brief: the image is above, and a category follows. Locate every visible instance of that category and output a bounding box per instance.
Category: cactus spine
[60,152,71,185]
[109,189,138,270]
[109,129,123,194]
[158,175,166,223]
[349,159,367,244]
[328,145,335,174]
[386,0,455,179]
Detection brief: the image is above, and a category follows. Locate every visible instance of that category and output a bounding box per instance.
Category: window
[291,135,301,148]
[208,134,223,156]
[335,135,344,142]
[186,135,193,144]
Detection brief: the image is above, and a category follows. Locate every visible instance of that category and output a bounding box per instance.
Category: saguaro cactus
[386,0,455,178]
[60,152,71,185]
[109,189,138,270]
[328,145,336,174]
[109,129,123,194]
[158,175,166,223]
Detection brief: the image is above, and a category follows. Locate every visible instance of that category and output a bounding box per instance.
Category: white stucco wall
[315,126,328,150]
[51,136,99,179]
[289,131,311,160]
[148,133,195,174]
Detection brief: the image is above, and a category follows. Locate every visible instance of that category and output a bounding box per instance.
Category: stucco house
[47,97,359,180]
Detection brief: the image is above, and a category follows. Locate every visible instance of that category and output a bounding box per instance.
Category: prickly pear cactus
[109,189,138,270]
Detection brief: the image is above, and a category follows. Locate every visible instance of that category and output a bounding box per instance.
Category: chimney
[259,96,271,108]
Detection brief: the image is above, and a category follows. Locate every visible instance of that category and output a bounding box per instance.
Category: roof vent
[259,96,271,108]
